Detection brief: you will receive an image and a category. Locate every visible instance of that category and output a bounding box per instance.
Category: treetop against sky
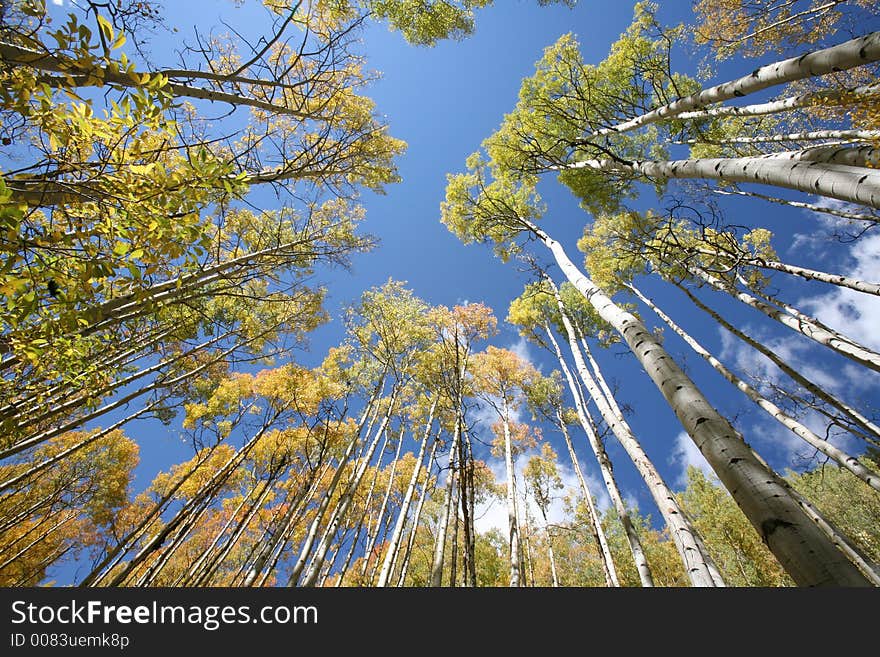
[0,0,879,587]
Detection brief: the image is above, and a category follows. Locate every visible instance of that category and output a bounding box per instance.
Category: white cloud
[669,431,714,488]
[717,319,867,400]
[508,335,540,372]
[790,197,877,253]
[473,449,604,534]
[795,232,880,354]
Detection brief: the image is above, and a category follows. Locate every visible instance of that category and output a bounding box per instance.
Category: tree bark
[525,220,871,585]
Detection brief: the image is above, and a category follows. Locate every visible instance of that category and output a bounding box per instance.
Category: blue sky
[40,0,880,580]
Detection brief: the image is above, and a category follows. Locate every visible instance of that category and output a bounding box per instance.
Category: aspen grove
[0,0,879,588]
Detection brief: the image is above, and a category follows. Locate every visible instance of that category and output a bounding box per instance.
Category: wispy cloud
[473,449,604,534]
[508,335,540,372]
[796,233,880,354]
[669,431,714,488]
[790,197,877,255]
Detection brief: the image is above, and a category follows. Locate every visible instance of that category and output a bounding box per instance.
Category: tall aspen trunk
[588,32,880,138]
[688,266,880,373]
[81,441,228,587]
[429,423,461,586]
[677,282,880,443]
[546,282,720,586]
[242,460,331,587]
[542,506,560,587]
[298,392,397,587]
[526,220,871,585]
[630,283,880,491]
[286,382,387,586]
[692,246,880,296]
[500,404,521,587]
[561,156,880,211]
[678,129,880,146]
[360,427,406,582]
[712,187,880,223]
[377,400,436,586]
[397,439,439,586]
[545,327,630,586]
[673,82,880,122]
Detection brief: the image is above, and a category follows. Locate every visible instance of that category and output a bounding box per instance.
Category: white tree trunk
[630,283,880,492]
[501,404,521,587]
[544,328,633,587]
[555,408,626,586]
[561,156,880,210]
[678,129,880,146]
[396,438,440,586]
[547,286,720,586]
[590,33,880,138]
[690,265,880,373]
[695,246,880,296]
[712,187,880,223]
[429,423,460,587]
[675,83,880,122]
[299,396,397,587]
[525,220,871,586]
[677,281,880,444]
[376,400,437,586]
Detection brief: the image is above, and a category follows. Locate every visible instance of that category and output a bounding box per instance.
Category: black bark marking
[695,417,709,426]
[761,518,796,544]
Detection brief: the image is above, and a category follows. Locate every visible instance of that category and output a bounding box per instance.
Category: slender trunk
[712,187,880,223]
[0,512,77,572]
[527,221,870,585]
[695,246,880,296]
[554,407,626,586]
[105,421,270,587]
[500,405,521,588]
[377,400,436,586]
[286,382,385,585]
[0,399,164,494]
[538,505,560,587]
[298,392,398,588]
[548,288,719,587]
[449,503,459,587]
[360,426,406,582]
[429,425,460,587]
[80,442,224,587]
[519,498,534,586]
[587,33,880,138]
[560,156,880,211]
[688,265,880,373]
[461,424,478,587]
[193,478,277,585]
[677,281,880,443]
[397,439,439,587]
[678,129,880,146]
[630,283,880,491]
[1,330,254,461]
[545,328,629,586]
[241,459,330,587]
[676,83,880,122]
[178,485,258,586]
